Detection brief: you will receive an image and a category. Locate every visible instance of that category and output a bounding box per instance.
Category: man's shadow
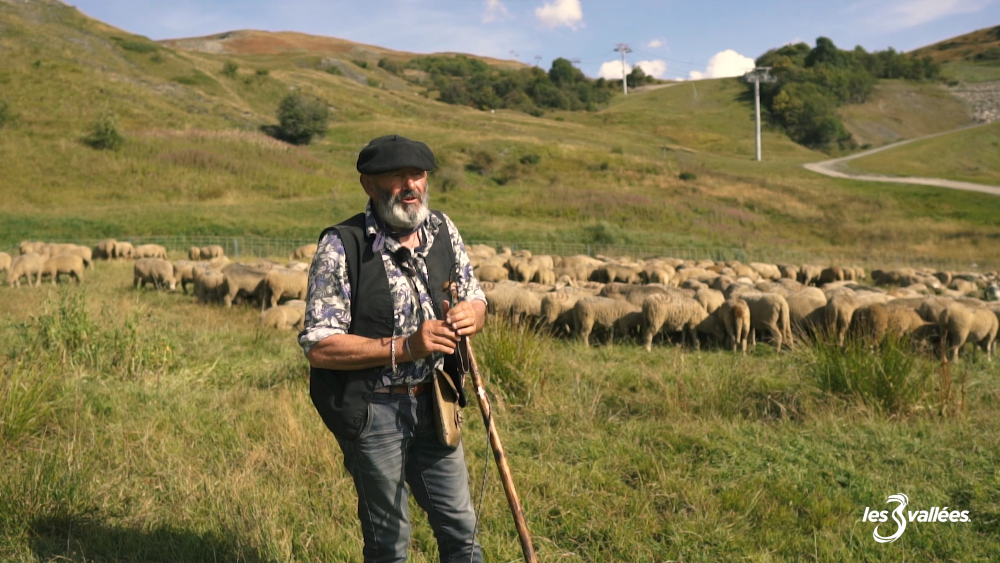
[30,512,278,563]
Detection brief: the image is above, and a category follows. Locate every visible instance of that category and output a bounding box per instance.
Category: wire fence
[5,235,996,272]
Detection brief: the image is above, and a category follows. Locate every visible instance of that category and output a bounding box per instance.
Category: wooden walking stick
[447,282,537,563]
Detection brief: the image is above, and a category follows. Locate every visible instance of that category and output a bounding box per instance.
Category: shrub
[0,99,16,130]
[800,333,929,414]
[492,163,520,185]
[465,149,497,175]
[150,51,164,63]
[255,68,269,77]
[584,221,626,245]
[324,65,343,76]
[519,153,541,165]
[111,36,158,54]
[82,111,124,151]
[274,93,329,145]
[679,171,697,181]
[377,57,404,74]
[352,59,369,69]
[221,60,239,78]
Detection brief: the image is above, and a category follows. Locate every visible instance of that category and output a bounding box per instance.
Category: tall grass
[472,317,548,405]
[799,333,931,414]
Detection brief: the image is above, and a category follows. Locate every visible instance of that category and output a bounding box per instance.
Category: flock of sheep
[5,239,1000,361]
[468,245,1000,362]
[3,239,320,331]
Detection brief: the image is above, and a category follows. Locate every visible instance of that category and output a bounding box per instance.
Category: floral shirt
[298,201,486,387]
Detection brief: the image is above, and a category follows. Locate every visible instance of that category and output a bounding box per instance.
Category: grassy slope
[2,0,1000,266]
[910,24,1000,63]
[844,122,1000,186]
[837,80,973,147]
[2,263,999,562]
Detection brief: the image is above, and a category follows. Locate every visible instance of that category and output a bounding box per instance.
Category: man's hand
[407,318,460,359]
[442,299,486,337]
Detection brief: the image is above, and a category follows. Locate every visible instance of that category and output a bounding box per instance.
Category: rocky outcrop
[951,81,1000,123]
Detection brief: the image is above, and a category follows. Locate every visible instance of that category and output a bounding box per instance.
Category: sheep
[221,263,270,308]
[193,267,226,304]
[949,278,979,297]
[114,241,134,260]
[133,244,167,260]
[0,252,10,278]
[483,284,542,325]
[540,289,588,335]
[533,268,556,285]
[93,239,117,260]
[189,246,201,260]
[40,255,84,285]
[851,303,933,343]
[738,292,793,352]
[291,243,318,261]
[694,288,725,314]
[641,294,708,351]
[19,241,47,255]
[263,267,308,309]
[600,282,670,306]
[785,287,827,337]
[199,245,225,259]
[778,264,799,280]
[824,292,889,345]
[749,262,781,280]
[134,258,176,291]
[798,265,824,286]
[286,261,310,272]
[939,301,998,362]
[987,283,1000,302]
[58,245,93,269]
[474,264,509,282]
[172,260,208,294]
[507,257,537,283]
[718,298,751,354]
[8,253,45,287]
[573,296,642,347]
[260,300,307,330]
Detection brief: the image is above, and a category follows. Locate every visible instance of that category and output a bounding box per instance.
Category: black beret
[356,134,435,175]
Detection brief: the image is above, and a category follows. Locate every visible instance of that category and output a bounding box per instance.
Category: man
[299,134,488,563]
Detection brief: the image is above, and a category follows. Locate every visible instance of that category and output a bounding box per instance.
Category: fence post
[234,238,239,258]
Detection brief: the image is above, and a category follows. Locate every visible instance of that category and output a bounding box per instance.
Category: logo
[862,493,970,543]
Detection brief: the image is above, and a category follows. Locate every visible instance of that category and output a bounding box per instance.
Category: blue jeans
[336,392,483,563]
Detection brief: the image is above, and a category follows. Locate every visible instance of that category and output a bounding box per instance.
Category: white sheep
[573,296,641,347]
[641,294,708,351]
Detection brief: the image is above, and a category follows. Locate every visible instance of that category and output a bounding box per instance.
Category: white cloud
[535,0,584,30]
[483,0,509,23]
[598,60,630,80]
[687,49,755,80]
[847,0,993,31]
[635,59,667,78]
[597,59,667,79]
[647,39,664,48]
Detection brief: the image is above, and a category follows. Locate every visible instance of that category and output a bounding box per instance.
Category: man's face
[362,166,430,231]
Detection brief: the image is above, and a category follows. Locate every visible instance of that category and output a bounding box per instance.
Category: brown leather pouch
[432,368,463,448]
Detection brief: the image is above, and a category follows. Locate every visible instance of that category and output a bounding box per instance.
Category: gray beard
[374,185,430,231]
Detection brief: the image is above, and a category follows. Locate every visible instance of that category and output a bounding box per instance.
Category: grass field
[844,122,1000,186]
[837,81,973,147]
[2,262,1000,563]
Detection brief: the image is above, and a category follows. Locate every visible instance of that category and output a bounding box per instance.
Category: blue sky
[72,0,1000,80]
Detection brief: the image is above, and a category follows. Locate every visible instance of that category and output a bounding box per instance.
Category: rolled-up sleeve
[443,215,487,306]
[298,230,352,357]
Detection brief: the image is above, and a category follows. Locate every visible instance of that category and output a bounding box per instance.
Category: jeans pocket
[355,401,375,440]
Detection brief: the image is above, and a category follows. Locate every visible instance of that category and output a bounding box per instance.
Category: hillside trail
[803,122,1000,196]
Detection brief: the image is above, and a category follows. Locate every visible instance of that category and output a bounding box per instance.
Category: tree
[276,93,329,145]
[548,57,584,86]
[221,60,239,78]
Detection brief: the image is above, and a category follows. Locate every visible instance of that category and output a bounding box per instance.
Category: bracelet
[404,336,414,362]
[390,337,397,373]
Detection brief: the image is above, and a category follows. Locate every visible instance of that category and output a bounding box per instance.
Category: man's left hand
[442,299,486,337]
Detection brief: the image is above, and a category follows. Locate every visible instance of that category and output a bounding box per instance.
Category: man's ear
[360,174,377,199]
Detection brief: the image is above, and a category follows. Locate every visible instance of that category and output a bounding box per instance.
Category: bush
[519,153,541,165]
[255,68,269,77]
[221,60,239,78]
[82,111,124,151]
[0,99,16,130]
[584,221,626,245]
[111,36,158,54]
[352,59,369,69]
[274,93,329,145]
[324,65,343,76]
[377,57,404,74]
[465,149,497,175]
[679,171,697,181]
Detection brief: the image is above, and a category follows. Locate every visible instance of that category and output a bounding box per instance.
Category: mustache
[392,189,421,205]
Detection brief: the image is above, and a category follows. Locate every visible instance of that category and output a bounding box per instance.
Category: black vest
[309,210,463,440]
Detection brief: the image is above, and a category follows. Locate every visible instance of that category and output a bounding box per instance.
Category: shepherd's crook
[462,335,537,563]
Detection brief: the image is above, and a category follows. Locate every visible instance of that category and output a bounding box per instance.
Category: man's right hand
[407,319,460,359]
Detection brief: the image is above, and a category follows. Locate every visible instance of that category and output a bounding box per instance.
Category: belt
[373,382,431,396]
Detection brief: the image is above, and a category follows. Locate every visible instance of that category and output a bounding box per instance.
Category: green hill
[1,0,999,265]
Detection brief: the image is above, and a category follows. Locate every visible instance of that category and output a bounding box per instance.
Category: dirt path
[803,123,1000,196]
